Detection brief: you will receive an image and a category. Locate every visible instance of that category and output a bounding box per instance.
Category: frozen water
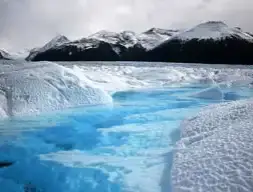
[0,61,253,192]
[0,86,218,192]
[172,98,253,192]
[0,62,112,118]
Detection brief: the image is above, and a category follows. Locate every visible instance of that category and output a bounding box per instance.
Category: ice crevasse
[0,62,112,118]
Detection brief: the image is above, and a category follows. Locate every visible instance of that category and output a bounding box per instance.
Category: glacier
[0,61,112,118]
[172,98,253,192]
[0,61,253,192]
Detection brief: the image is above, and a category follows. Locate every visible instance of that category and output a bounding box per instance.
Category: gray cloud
[0,0,252,51]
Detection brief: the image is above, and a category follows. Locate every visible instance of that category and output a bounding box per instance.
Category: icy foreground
[0,62,112,118]
[0,61,253,191]
[1,61,253,118]
[172,99,253,191]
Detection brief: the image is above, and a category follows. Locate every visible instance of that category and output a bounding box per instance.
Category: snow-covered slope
[80,28,179,52]
[174,21,253,40]
[0,62,112,118]
[172,98,253,191]
[138,28,180,50]
[89,30,138,48]
[147,22,253,64]
[0,50,11,60]
[24,21,253,63]
[26,35,70,61]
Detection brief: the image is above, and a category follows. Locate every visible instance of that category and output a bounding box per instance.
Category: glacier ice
[0,62,112,118]
[171,98,253,192]
[190,85,224,100]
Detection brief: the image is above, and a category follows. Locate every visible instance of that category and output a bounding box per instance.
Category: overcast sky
[0,0,252,51]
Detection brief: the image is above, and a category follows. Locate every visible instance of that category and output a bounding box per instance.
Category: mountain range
[2,21,253,64]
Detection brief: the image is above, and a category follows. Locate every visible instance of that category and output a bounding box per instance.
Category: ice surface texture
[0,62,112,118]
[172,98,253,192]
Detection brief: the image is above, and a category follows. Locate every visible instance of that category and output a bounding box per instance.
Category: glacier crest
[0,62,112,118]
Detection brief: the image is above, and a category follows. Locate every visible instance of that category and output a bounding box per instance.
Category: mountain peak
[0,50,10,59]
[43,35,69,49]
[173,21,253,41]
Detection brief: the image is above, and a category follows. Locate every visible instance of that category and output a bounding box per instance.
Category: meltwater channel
[0,85,252,192]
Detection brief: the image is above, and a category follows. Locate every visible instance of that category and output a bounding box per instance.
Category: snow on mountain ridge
[27,35,70,61]
[138,28,180,50]
[88,28,179,50]
[42,35,70,51]
[174,21,253,40]
[143,28,180,36]
[88,30,138,48]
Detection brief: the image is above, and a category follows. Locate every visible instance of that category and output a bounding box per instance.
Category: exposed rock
[26,22,253,64]
[26,35,70,61]
[26,29,176,62]
[147,21,253,64]
[29,38,124,61]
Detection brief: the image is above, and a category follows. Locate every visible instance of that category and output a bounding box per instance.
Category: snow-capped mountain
[173,21,253,41]
[0,50,11,60]
[27,36,124,61]
[41,35,70,51]
[26,28,179,61]
[138,28,180,50]
[88,30,138,48]
[147,21,253,64]
[26,21,253,64]
[26,35,69,61]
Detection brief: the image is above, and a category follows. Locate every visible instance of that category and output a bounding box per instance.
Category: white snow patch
[171,98,253,191]
[174,21,253,40]
[88,30,138,48]
[0,62,112,118]
[138,28,180,50]
[61,63,253,93]
[27,35,69,60]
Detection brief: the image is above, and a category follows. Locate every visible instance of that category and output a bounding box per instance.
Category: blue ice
[0,86,251,192]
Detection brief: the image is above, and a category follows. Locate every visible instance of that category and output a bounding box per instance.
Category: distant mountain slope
[0,50,11,60]
[26,35,70,61]
[173,21,253,40]
[138,28,180,50]
[88,30,138,48]
[26,28,176,61]
[147,21,253,64]
[26,21,253,64]
[29,38,124,61]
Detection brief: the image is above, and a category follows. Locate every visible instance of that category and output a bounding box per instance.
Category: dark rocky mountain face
[146,37,253,64]
[0,52,4,59]
[146,22,253,64]
[31,39,125,62]
[26,28,176,62]
[26,22,253,64]
[26,35,70,61]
